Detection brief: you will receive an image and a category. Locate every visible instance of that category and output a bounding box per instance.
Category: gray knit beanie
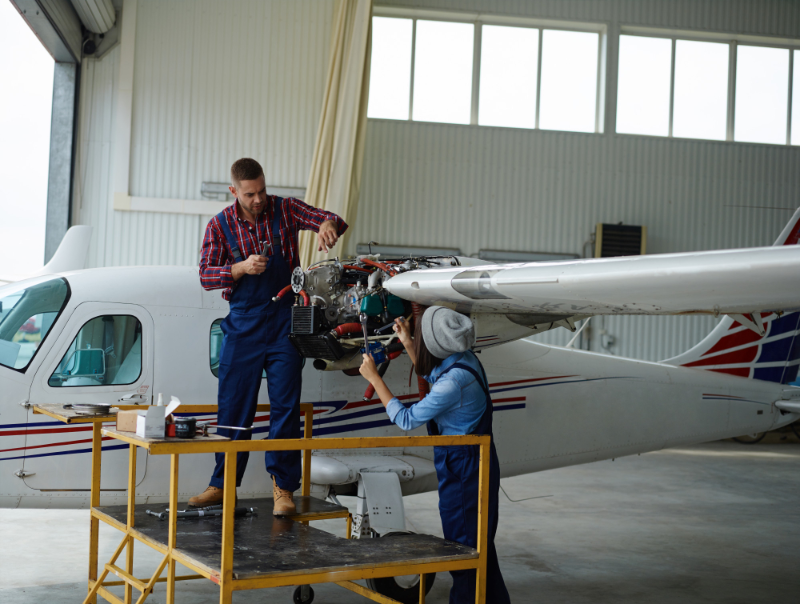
[421,306,476,359]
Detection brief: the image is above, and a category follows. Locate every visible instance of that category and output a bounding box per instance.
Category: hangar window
[367,17,413,120]
[368,10,605,133]
[617,29,800,146]
[793,51,800,146]
[734,46,789,145]
[49,316,142,387]
[478,25,539,129]
[539,29,600,133]
[413,20,475,124]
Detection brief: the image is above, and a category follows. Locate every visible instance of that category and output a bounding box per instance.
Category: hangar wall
[353,0,800,359]
[73,0,333,269]
[72,0,800,361]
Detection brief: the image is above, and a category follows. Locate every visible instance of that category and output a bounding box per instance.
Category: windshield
[0,277,70,371]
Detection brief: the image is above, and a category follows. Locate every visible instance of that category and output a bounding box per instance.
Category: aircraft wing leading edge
[384,245,800,317]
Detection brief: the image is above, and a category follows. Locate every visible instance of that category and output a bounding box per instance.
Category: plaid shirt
[199,196,348,300]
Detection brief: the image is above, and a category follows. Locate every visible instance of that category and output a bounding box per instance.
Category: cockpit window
[0,277,70,372]
[49,315,142,387]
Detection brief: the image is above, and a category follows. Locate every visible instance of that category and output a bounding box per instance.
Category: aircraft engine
[283,255,459,375]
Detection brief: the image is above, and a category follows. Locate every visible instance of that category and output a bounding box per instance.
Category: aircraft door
[23,303,153,491]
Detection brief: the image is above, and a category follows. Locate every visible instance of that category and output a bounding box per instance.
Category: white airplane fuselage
[0,266,797,508]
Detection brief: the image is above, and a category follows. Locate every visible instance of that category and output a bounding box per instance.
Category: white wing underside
[384,245,800,318]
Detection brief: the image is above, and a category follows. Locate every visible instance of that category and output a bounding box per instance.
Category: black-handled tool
[147,507,258,520]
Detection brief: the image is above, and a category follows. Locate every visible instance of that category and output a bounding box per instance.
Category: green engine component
[386,294,405,317]
[359,294,384,316]
[359,293,406,317]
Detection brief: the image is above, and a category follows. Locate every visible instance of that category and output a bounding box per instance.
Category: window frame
[0,276,71,373]
[48,314,143,388]
[619,26,800,145]
[371,7,608,133]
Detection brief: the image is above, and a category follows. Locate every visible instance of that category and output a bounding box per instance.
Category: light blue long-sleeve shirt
[385,351,488,435]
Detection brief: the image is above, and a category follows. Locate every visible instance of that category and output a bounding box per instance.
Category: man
[193,157,347,515]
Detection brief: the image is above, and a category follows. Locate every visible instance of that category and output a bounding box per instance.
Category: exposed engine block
[285,255,458,372]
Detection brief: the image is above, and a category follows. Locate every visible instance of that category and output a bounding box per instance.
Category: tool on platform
[146,506,258,520]
[195,422,254,438]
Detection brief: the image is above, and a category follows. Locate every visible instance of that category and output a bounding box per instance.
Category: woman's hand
[393,317,412,345]
[359,353,380,383]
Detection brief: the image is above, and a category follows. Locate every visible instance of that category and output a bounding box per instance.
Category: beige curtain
[299,0,372,268]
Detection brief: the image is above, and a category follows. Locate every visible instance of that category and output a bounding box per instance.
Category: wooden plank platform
[96,498,476,581]
[32,403,118,424]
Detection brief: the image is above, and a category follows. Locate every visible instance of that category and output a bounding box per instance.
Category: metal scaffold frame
[34,403,491,604]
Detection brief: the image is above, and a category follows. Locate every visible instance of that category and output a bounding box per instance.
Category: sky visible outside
[0,1,54,276]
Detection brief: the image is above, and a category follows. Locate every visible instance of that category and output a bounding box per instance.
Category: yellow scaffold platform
[33,403,491,604]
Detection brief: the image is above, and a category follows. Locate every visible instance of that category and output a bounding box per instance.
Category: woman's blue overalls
[428,352,511,604]
[209,198,303,492]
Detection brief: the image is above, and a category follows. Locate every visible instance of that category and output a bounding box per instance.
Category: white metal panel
[74,0,334,269]
[376,0,800,39]
[70,0,115,34]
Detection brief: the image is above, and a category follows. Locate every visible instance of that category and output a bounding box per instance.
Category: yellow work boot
[272,476,296,516]
[187,486,236,508]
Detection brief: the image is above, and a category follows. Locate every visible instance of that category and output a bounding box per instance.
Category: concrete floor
[2,441,798,604]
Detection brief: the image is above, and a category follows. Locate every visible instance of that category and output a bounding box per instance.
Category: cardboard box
[117,410,144,432]
[135,398,182,439]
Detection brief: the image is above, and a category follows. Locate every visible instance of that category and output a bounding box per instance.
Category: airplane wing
[384,209,800,321]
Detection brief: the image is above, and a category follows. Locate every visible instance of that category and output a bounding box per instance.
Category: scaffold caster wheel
[365,532,436,604]
[293,585,314,604]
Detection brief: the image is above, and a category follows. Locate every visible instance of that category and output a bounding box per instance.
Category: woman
[360,306,511,603]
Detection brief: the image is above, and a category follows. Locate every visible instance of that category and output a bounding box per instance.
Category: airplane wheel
[732,432,766,444]
[292,585,314,604]
[366,532,436,604]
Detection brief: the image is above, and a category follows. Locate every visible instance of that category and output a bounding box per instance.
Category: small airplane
[2,212,799,599]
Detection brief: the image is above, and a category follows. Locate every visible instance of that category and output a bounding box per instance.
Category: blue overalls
[209,199,303,492]
[428,352,511,604]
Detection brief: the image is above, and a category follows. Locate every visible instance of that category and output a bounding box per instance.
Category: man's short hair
[231,158,264,186]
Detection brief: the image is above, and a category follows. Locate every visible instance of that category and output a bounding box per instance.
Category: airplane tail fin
[33,226,93,276]
[663,208,800,384]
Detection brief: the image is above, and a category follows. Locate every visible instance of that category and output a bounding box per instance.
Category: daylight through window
[368,13,604,133]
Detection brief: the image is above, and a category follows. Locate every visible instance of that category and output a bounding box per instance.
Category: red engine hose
[272,285,293,302]
[272,285,309,306]
[334,323,363,337]
[411,303,430,402]
[361,258,397,276]
[343,265,373,273]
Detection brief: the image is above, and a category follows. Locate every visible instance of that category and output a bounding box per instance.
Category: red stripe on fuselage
[0,425,92,437]
[0,436,115,454]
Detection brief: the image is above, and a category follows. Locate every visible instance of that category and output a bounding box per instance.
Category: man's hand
[317,220,339,253]
[232,255,268,281]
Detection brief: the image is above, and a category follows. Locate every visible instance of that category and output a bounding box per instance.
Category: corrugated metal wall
[377,0,800,38]
[75,0,333,268]
[73,0,800,361]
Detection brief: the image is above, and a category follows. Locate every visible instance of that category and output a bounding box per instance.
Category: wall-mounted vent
[594,224,646,258]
